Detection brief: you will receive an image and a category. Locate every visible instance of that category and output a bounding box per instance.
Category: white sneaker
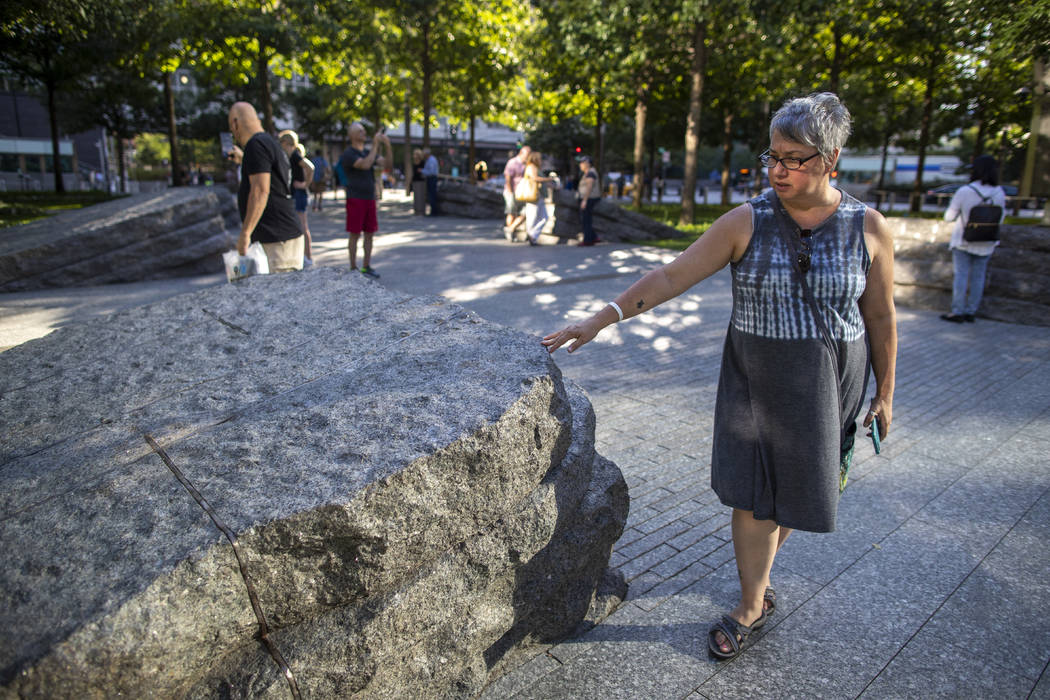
[303,258,314,268]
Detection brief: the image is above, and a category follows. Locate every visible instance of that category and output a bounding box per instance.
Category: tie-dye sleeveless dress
[710,189,871,533]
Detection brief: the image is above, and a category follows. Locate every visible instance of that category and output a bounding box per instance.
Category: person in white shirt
[940,154,1006,323]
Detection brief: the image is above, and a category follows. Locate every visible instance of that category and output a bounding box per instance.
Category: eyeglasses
[797,228,812,273]
[759,150,822,171]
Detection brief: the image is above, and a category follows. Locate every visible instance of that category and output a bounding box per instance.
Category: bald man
[227,102,303,272]
[339,121,391,277]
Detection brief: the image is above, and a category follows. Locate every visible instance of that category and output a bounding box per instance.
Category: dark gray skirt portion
[710,327,869,533]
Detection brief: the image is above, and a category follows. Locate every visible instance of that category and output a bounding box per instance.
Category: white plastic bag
[223,241,270,282]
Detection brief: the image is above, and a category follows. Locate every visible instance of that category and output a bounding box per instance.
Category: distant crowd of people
[224,102,614,282]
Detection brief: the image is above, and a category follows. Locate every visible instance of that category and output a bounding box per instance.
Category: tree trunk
[878,128,890,190]
[595,102,604,179]
[1018,58,1050,224]
[647,130,657,201]
[910,52,939,213]
[679,18,707,226]
[720,109,733,205]
[257,55,273,133]
[404,97,413,194]
[469,112,477,183]
[632,90,647,209]
[116,135,127,194]
[163,72,182,187]
[1021,57,1049,200]
[373,95,381,141]
[829,25,843,94]
[973,99,986,158]
[422,20,431,150]
[46,81,65,193]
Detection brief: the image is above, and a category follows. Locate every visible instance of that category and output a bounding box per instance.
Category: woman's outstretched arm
[542,204,752,354]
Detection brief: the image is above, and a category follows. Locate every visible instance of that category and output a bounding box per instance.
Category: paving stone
[911,435,1050,545]
[696,540,735,570]
[526,586,719,694]
[776,450,975,585]
[480,649,562,700]
[632,560,716,613]
[632,502,696,535]
[618,543,678,582]
[651,536,725,579]
[918,489,1050,680]
[614,519,693,561]
[859,626,1035,699]
[623,505,660,532]
[667,514,729,551]
[698,517,992,699]
[1033,668,1050,700]
[623,570,665,604]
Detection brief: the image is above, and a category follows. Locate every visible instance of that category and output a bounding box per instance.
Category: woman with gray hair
[542,93,897,660]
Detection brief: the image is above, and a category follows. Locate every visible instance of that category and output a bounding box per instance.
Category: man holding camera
[226,102,303,272]
[340,122,391,278]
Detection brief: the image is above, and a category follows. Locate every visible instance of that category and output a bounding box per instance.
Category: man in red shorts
[340,122,392,277]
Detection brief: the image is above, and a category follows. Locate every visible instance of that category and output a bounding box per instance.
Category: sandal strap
[712,615,747,654]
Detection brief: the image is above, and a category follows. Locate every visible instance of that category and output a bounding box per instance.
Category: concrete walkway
[3,193,1049,698]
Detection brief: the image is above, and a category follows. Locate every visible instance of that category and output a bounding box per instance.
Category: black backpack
[962,185,1002,242]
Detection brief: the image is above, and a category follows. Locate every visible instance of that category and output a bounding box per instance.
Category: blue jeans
[951,248,992,316]
[525,200,548,241]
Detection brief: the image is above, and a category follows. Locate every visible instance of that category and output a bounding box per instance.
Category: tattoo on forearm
[636,299,645,309]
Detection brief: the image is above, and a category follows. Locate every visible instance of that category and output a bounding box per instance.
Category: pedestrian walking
[543,92,898,661]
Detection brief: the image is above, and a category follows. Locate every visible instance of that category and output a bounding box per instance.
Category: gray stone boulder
[0,267,628,698]
[438,181,505,219]
[0,187,239,292]
[887,217,1050,327]
[551,190,684,243]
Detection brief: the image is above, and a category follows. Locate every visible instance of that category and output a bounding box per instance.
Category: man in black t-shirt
[227,102,303,272]
[340,121,391,278]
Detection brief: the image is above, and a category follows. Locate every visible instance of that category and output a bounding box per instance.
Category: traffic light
[574,146,582,153]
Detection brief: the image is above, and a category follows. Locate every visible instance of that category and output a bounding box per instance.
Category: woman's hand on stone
[542,321,599,354]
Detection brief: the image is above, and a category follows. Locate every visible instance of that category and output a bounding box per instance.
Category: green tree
[527,0,640,178]
[59,64,159,192]
[435,0,529,180]
[0,0,112,192]
[987,0,1050,211]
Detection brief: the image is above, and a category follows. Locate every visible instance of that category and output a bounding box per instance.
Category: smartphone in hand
[870,419,881,454]
[220,131,234,158]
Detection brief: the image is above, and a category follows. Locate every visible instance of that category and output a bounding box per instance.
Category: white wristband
[608,301,624,322]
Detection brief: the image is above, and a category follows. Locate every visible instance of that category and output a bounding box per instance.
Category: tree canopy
[1,0,1046,204]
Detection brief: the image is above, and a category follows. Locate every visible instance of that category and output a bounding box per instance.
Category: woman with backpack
[940,154,1006,323]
